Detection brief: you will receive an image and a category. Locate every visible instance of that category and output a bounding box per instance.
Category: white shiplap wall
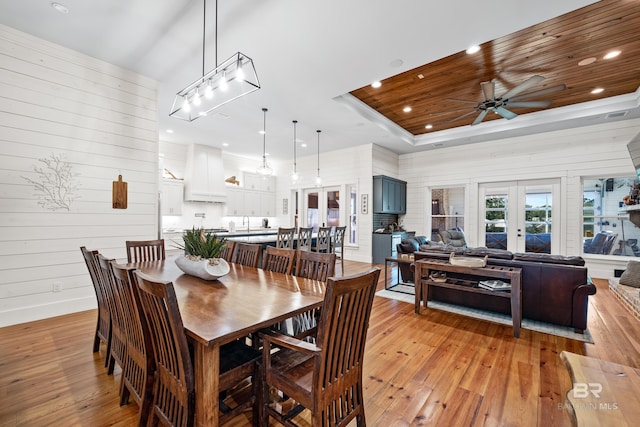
[0,26,159,327]
[399,118,640,278]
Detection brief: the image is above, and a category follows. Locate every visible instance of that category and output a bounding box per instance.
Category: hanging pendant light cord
[202,0,206,76]
[316,130,321,177]
[293,120,298,173]
[263,108,268,165]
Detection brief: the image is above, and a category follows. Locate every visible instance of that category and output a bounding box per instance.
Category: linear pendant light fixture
[315,130,322,187]
[169,0,260,121]
[291,120,300,184]
[256,108,273,176]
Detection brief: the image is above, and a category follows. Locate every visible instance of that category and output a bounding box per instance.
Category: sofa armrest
[572,281,597,333]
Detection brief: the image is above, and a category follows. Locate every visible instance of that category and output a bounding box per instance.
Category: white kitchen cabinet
[161,180,183,216]
[225,188,246,216]
[244,172,275,192]
[225,187,276,217]
[184,144,226,202]
[260,191,276,216]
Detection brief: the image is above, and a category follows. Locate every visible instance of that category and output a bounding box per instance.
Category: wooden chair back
[332,226,347,274]
[133,271,261,425]
[97,253,127,375]
[296,227,313,252]
[126,239,165,263]
[276,227,296,249]
[80,246,111,356]
[110,262,154,424]
[262,268,381,426]
[295,251,336,281]
[233,243,261,268]
[313,227,331,253]
[133,271,195,427]
[262,246,296,275]
[220,240,236,262]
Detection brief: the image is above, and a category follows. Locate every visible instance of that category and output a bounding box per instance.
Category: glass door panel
[304,186,341,233]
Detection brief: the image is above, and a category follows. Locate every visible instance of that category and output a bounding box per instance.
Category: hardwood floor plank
[0,266,637,427]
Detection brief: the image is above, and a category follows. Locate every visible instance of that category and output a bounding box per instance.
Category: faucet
[242,216,250,232]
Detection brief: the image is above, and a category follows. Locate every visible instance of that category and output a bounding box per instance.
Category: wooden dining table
[125,254,326,426]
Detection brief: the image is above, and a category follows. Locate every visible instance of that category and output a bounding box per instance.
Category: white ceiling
[4,0,636,163]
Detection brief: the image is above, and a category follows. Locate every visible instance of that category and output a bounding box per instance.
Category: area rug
[376,285,594,343]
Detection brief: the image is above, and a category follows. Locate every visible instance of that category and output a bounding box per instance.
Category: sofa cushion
[513,252,585,266]
[464,247,514,260]
[398,239,419,253]
[419,241,465,254]
[414,235,428,246]
[619,261,640,288]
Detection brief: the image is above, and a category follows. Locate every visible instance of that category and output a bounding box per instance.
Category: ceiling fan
[447,75,566,126]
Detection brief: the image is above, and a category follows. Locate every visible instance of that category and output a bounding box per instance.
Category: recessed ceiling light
[578,57,597,66]
[603,50,621,59]
[417,74,425,79]
[222,142,229,147]
[259,130,265,135]
[466,45,480,54]
[166,129,174,134]
[403,106,412,113]
[389,59,404,68]
[425,124,433,129]
[371,81,381,88]
[591,88,604,94]
[51,2,69,14]
[301,143,307,148]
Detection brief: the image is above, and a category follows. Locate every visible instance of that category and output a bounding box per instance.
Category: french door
[303,186,341,232]
[479,179,560,254]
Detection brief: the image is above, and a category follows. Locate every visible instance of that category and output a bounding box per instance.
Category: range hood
[183,144,226,203]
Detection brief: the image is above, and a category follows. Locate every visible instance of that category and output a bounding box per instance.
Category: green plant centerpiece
[174,227,230,280]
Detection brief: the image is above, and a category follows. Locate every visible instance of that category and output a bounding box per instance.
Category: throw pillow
[619,261,640,288]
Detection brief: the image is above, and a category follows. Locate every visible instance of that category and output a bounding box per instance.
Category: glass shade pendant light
[257,108,273,177]
[315,130,322,187]
[169,0,260,121]
[291,120,300,184]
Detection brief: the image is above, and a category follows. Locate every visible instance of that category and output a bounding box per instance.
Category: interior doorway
[303,186,340,232]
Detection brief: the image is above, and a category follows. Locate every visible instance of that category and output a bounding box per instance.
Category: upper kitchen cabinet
[161,179,183,216]
[373,175,406,214]
[183,144,226,203]
[244,172,275,192]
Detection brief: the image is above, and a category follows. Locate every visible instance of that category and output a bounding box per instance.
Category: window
[431,187,465,241]
[583,177,640,257]
[347,184,358,245]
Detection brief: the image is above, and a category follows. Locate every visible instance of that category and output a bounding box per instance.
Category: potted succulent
[174,227,230,280]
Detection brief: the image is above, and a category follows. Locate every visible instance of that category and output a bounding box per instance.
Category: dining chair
[133,271,262,426]
[296,227,313,252]
[276,227,296,249]
[332,226,347,275]
[312,227,331,253]
[233,242,261,268]
[220,240,236,262]
[295,251,336,282]
[260,268,381,427]
[110,262,154,426]
[80,247,111,358]
[96,254,127,376]
[262,246,296,275]
[125,239,165,263]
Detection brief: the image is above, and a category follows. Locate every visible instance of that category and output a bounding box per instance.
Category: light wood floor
[1,260,639,426]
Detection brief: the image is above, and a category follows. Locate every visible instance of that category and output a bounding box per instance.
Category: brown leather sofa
[411,249,596,333]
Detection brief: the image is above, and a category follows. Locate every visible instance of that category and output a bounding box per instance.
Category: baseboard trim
[0,297,97,327]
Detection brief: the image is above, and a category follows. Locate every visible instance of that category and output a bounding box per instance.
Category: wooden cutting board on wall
[112,175,127,209]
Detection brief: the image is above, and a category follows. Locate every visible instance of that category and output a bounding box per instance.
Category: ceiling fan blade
[506,100,552,108]
[471,109,489,126]
[500,75,545,100]
[481,81,495,101]
[444,98,479,104]
[449,110,479,122]
[495,106,517,120]
[509,84,567,101]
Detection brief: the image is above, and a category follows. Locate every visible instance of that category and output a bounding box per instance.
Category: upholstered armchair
[438,228,467,248]
[583,230,618,255]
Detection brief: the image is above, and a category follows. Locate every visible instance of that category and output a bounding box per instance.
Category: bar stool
[276,227,296,249]
[296,227,313,252]
[313,227,331,253]
[332,226,346,274]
